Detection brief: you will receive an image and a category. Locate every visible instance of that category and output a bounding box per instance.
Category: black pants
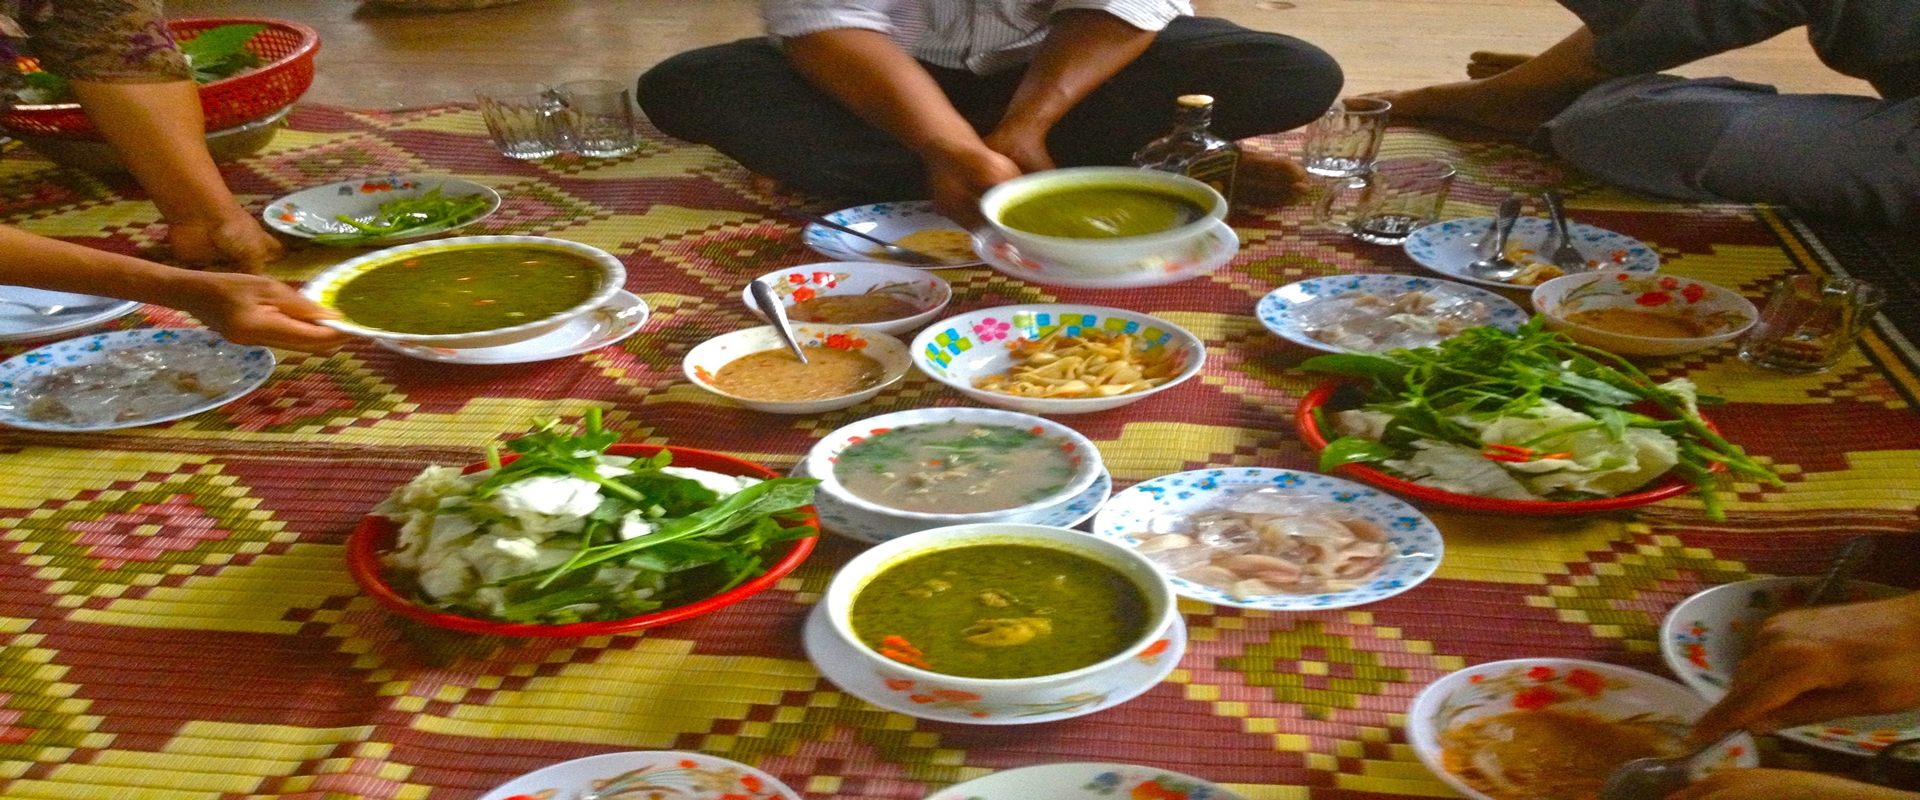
[637,17,1343,202]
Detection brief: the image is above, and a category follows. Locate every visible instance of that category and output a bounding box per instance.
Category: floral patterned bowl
[741,262,951,337]
[681,323,911,414]
[922,762,1246,800]
[1406,658,1759,800]
[263,174,500,245]
[1660,576,1918,757]
[911,304,1206,415]
[1532,272,1757,356]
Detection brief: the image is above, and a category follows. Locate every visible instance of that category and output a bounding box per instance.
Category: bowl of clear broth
[302,235,626,349]
[741,262,951,337]
[805,407,1105,524]
[1532,272,1757,356]
[823,523,1176,698]
[979,167,1227,276]
[683,323,912,414]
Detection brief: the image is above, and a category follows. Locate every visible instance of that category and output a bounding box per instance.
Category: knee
[1183,25,1344,134]
[636,40,770,142]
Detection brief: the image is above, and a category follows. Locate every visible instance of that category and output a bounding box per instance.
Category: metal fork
[1540,190,1589,271]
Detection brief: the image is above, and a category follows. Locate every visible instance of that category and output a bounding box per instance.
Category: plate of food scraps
[801,200,982,267]
[0,328,275,431]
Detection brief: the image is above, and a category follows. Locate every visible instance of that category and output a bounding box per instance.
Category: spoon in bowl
[0,298,70,316]
[1466,197,1524,282]
[748,278,808,365]
[791,213,953,267]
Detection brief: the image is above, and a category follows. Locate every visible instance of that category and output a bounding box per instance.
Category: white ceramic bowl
[978,167,1227,276]
[1407,658,1759,800]
[681,323,911,415]
[264,174,501,245]
[1533,271,1757,356]
[911,304,1206,415]
[804,406,1105,524]
[1661,576,1917,757]
[921,763,1245,800]
[301,235,626,349]
[741,262,952,337]
[823,523,1177,697]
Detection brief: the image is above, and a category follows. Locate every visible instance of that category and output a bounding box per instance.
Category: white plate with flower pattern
[922,763,1248,800]
[0,329,275,432]
[791,460,1111,545]
[802,201,981,267]
[1256,274,1529,354]
[1402,216,1659,290]
[264,175,501,245]
[1089,468,1443,610]
[973,219,1238,289]
[477,750,800,800]
[803,602,1185,725]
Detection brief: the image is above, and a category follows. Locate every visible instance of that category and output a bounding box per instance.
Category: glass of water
[1738,274,1883,373]
[1301,97,1391,178]
[1314,157,1454,244]
[476,80,564,159]
[555,79,639,158]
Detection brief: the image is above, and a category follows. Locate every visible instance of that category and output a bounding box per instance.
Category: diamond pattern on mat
[1527,526,1751,652]
[184,351,413,435]
[642,219,812,278]
[0,637,101,765]
[0,168,118,223]
[469,179,613,238]
[250,134,435,190]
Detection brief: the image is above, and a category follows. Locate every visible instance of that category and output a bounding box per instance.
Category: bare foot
[1369,78,1578,137]
[1466,51,1534,79]
[1236,150,1311,207]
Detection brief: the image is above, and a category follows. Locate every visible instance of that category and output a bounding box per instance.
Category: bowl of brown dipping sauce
[742,263,951,336]
[682,323,912,414]
[1532,272,1757,357]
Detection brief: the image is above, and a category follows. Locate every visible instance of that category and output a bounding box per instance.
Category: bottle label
[1186,152,1238,205]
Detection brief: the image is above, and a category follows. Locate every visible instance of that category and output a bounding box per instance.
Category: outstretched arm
[984,9,1158,172]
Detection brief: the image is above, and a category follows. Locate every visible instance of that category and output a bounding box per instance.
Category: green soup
[331,245,602,334]
[998,185,1206,239]
[849,543,1151,679]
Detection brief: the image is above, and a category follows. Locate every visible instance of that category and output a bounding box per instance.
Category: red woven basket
[1,17,319,140]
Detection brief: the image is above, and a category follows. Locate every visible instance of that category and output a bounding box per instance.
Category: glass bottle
[1132,94,1240,205]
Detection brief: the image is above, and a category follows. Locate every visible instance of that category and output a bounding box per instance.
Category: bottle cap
[1176,94,1214,107]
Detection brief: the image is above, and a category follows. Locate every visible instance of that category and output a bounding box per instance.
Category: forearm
[782,29,986,160]
[69,80,251,225]
[0,225,213,308]
[995,10,1157,139]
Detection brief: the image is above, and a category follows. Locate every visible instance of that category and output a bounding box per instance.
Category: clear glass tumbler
[555,79,639,158]
[1301,97,1391,178]
[1738,274,1883,373]
[1312,157,1455,245]
[476,80,563,159]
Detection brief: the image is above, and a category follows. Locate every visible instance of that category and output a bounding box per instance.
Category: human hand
[167,211,285,273]
[164,272,352,353]
[1691,593,1920,743]
[924,146,1023,227]
[982,126,1056,175]
[1666,768,1920,800]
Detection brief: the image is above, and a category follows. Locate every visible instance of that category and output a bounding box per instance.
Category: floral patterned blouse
[1,0,189,107]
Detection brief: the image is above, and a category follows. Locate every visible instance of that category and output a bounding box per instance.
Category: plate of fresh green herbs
[1294,319,1778,519]
[347,409,820,636]
[265,175,501,246]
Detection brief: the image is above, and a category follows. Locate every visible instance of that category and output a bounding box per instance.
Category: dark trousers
[637,17,1343,202]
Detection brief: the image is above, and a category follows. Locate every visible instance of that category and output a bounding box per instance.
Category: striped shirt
[763,0,1192,75]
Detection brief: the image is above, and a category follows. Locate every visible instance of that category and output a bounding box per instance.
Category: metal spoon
[793,213,952,267]
[1807,535,1875,605]
[748,278,808,365]
[0,298,69,316]
[1541,189,1590,272]
[1466,197,1523,282]
[1599,731,1744,800]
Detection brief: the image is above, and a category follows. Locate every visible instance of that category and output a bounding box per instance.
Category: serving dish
[978,167,1227,276]
[1407,658,1758,800]
[1403,216,1658,290]
[801,200,981,267]
[374,290,648,365]
[0,286,141,344]
[1662,576,1918,757]
[0,329,275,432]
[477,750,800,800]
[808,523,1181,723]
[792,459,1111,545]
[911,304,1206,415]
[345,443,817,637]
[264,175,502,245]
[972,219,1239,289]
[1256,274,1528,354]
[741,262,951,337]
[1089,467,1442,610]
[921,763,1245,800]
[682,323,911,414]
[300,235,627,349]
[1533,272,1757,357]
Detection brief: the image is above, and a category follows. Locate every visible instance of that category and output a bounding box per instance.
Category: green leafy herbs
[378,409,819,625]
[181,23,267,84]
[1301,319,1779,519]
[311,186,493,245]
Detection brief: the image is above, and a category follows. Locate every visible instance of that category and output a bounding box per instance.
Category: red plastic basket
[1,17,319,140]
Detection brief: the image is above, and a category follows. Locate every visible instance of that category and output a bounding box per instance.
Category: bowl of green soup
[301,235,627,349]
[979,167,1227,276]
[823,523,1177,698]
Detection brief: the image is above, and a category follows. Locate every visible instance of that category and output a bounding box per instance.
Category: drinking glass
[1738,274,1883,373]
[476,80,564,159]
[1312,157,1455,245]
[555,79,639,158]
[1301,97,1391,178]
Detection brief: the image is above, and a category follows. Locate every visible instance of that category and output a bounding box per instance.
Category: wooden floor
[173,0,1873,110]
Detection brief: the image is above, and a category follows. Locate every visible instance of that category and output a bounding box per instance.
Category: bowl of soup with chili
[822,523,1176,696]
[978,167,1227,277]
[683,323,912,414]
[301,235,626,349]
[805,407,1105,524]
[1532,272,1757,357]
